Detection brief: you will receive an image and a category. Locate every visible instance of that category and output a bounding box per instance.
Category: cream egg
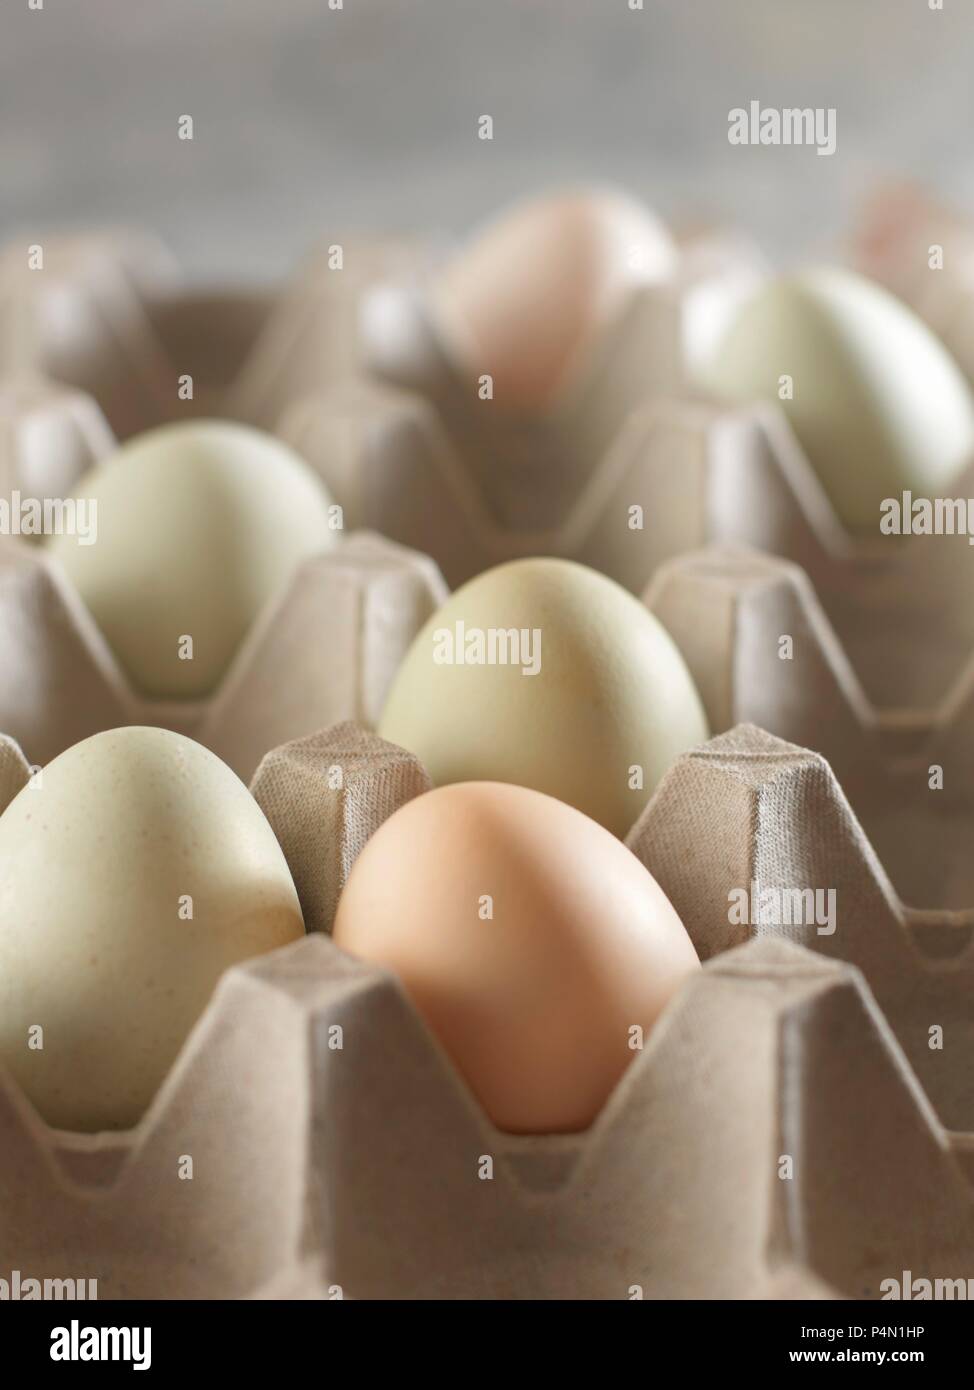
[45,419,337,699]
[701,266,974,531]
[0,727,304,1131]
[378,557,708,838]
[429,189,676,413]
[333,781,699,1133]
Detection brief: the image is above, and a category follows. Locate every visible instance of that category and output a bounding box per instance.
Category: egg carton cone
[275,231,766,590]
[626,721,974,1157]
[850,184,974,387]
[0,374,117,507]
[0,529,446,783]
[643,544,974,913]
[2,719,972,1299]
[0,227,425,443]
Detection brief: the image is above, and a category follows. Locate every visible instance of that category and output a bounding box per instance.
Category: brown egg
[429,189,676,413]
[332,782,699,1134]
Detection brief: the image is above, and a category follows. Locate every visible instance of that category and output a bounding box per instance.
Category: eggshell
[45,419,337,699]
[701,267,974,531]
[0,727,304,1132]
[378,557,708,838]
[333,781,699,1133]
[429,189,677,413]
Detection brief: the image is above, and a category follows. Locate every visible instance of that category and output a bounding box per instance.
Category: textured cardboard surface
[0,229,422,438]
[0,374,116,503]
[1,230,971,1300]
[282,348,974,734]
[0,232,447,780]
[1,720,971,1299]
[645,548,974,912]
[282,233,765,590]
[0,530,446,782]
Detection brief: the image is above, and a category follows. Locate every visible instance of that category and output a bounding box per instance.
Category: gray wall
[1,0,970,280]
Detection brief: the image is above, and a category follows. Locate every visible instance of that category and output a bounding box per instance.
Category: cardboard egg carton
[277,364,974,718]
[0,374,116,505]
[281,353,974,711]
[277,230,767,589]
[0,230,446,780]
[0,529,446,782]
[0,217,970,1297]
[1,719,971,1300]
[6,220,970,728]
[643,544,974,913]
[0,228,424,439]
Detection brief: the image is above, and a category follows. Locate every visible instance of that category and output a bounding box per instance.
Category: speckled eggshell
[333,781,700,1134]
[45,419,337,700]
[701,266,974,531]
[378,557,709,838]
[429,188,677,413]
[0,727,305,1132]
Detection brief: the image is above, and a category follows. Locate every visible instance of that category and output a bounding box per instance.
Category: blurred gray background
[1,0,971,281]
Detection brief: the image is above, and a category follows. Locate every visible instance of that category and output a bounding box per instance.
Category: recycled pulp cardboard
[0,530,446,782]
[277,230,767,589]
[1,720,970,1299]
[0,228,424,438]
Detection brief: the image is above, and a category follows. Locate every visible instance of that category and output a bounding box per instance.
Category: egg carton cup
[851,183,974,388]
[0,529,446,782]
[270,229,766,590]
[644,544,974,912]
[0,227,425,443]
[2,718,972,1299]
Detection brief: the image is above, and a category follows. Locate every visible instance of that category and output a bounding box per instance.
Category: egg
[45,420,337,700]
[378,557,708,838]
[701,266,974,531]
[333,782,699,1133]
[429,189,676,413]
[0,727,304,1131]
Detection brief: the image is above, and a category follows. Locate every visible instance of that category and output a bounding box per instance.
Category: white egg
[0,727,304,1131]
[378,557,708,837]
[45,419,337,699]
[701,267,974,531]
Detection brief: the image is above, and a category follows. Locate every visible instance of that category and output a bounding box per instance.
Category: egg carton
[851,183,974,388]
[278,367,974,711]
[1,719,971,1300]
[0,228,745,788]
[0,229,449,780]
[0,527,445,782]
[643,544,974,913]
[6,222,973,728]
[275,229,767,590]
[0,228,424,441]
[0,223,766,587]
